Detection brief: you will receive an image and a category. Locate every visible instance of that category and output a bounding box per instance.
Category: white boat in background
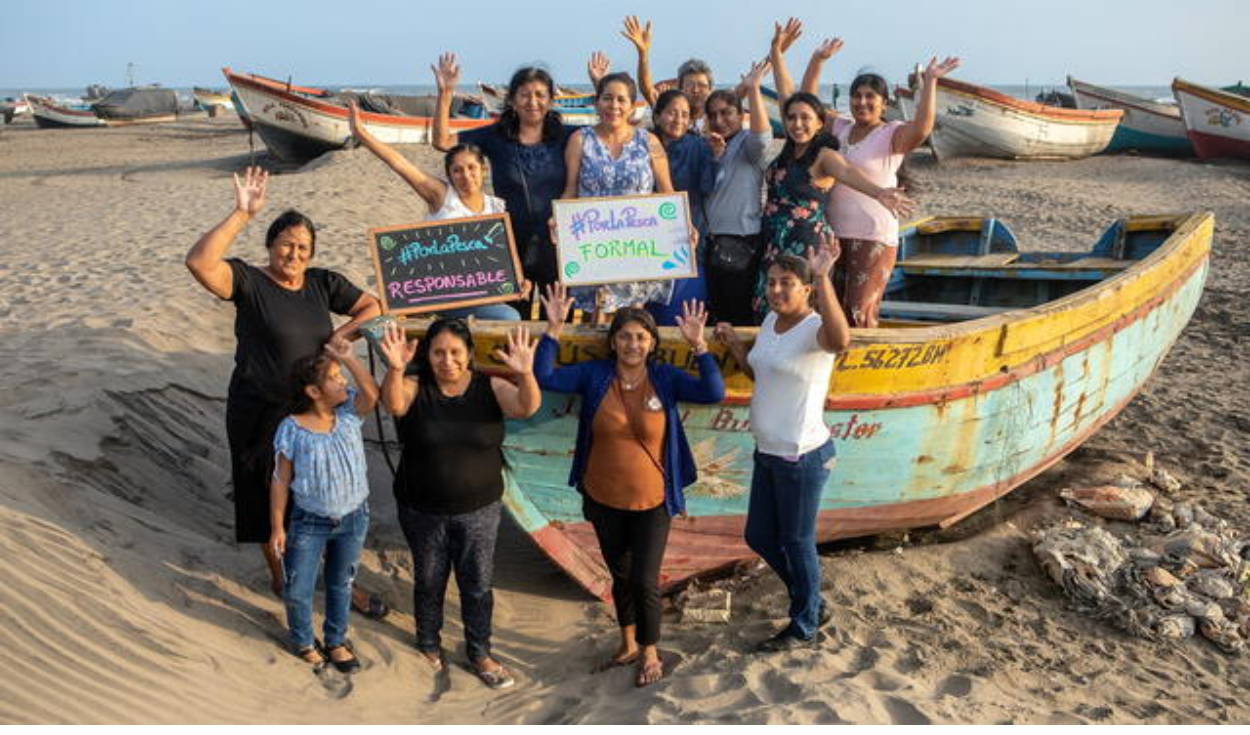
[1172,78,1250,160]
[25,95,105,128]
[1068,76,1192,156]
[896,77,1122,161]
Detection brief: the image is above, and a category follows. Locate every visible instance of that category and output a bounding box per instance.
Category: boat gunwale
[223,67,492,132]
[1067,77,1183,121]
[936,77,1124,124]
[1173,78,1250,114]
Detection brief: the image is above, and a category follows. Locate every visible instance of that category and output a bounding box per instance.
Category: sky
[3,0,1245,90]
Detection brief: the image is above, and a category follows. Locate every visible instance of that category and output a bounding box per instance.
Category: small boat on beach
[1172,78,1250,160]
[895,77,1123,161]
[90,86,179,125]
[1,97,30,124]
[25,95,105,128]
[223,67,494,162]
[402,212,1213,600]
[192,87,235,112]
[1067,77,1192,156]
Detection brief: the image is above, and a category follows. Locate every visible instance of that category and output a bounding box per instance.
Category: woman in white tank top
[349,102,522,320]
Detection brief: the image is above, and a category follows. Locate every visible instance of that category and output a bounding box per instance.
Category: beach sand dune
[0,116,1246,723]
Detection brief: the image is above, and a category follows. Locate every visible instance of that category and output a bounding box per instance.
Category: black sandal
[352,592,390,621]
[324,641,361,674]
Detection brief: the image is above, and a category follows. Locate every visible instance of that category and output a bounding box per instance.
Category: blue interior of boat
[879,217,1174,323]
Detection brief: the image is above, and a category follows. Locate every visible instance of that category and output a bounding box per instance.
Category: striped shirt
[273,389,370,519]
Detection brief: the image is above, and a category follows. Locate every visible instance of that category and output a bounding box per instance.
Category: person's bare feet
[474,656,515,689]
[593,643,639,673]
[635,651,664,687]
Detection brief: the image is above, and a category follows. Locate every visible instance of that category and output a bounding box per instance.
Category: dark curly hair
[265,210,317,257]
[497,66,565,143]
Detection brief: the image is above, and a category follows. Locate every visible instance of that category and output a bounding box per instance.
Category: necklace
[618,373,644,391]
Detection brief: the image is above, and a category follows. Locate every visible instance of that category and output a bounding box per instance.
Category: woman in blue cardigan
[535,284,724,687]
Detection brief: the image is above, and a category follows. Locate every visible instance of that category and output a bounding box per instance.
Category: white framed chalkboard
[552,192,696,287]
[367,213,522,316]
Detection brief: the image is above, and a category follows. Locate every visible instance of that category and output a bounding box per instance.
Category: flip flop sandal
[475,664,515,690]
[592,653,639,674]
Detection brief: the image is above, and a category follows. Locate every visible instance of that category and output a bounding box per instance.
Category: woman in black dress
[185,166,382,606]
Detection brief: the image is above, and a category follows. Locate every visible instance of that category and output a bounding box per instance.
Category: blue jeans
[282,503,369,650]
[436,303,520,321]
[744,439,835,640]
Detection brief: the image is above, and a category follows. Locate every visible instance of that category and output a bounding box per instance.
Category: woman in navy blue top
[534,283,723,687]
[647,89,717,326]
[432,53,576,294]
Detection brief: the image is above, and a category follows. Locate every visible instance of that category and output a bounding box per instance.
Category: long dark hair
[287,353,335,414]
[266,210,317,257]
[497,66,564,142]
[606,308,660,363]
[413,318,475,384]
[777,92,839,168]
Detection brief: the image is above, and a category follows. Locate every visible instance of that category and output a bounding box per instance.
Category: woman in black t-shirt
[185,166,381,604]
[378,318,540,690]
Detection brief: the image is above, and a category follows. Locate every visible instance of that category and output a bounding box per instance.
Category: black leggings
[583,494,672,647]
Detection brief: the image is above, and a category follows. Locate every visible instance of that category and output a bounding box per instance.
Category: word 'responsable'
[388,270,507,299]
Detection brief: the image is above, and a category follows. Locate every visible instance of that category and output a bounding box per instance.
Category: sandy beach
[0,112,1247,724]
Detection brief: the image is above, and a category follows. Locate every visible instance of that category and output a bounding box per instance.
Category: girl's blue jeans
[282,503,369,650]
[744,439,836,640]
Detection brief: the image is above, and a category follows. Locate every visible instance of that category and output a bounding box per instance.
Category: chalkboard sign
[552,192,696,287]
[367,213,522,316]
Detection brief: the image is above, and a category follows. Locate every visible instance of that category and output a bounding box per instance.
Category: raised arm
[378,321,419,416]
[814,149,914,216]
[808,232,851,353]
[742,58,773,135]
[769,17,803,104]
[185,166,268,299]
[431,52,461,152]
[799,37,844,97]
[893,56,960,154]
[349,101,447,212]
[671,300,725,403]
[621,16,658,107]
[534,283,587,393]
[325,336,379,415]
[490,325,541,419]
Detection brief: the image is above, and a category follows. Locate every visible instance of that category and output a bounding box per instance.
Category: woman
[378,319,540,689]
[645,88,715,325]
[535,283,724,687]
[433,53,577,296]
[184,167,385,616]
[800,42,959,326]
[349,101,523,320]
[715,233,849,652]
[752,91,912,323]
[559,72,683,315]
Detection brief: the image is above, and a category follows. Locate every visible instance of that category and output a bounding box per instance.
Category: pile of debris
[1033,462,1250,654]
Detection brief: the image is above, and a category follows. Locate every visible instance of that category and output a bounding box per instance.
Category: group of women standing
[185,18,957,690]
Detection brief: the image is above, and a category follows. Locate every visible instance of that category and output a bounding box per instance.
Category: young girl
[268,336,379,671]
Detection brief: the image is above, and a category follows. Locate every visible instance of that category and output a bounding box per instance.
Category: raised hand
[588,51,611,86]
[812,37,844,62]
[378,320,418,371]
[492,325,537,375]
[876,187,915,217]
[540,282,574,337]
[771,17,803,53]
[922,56,961,84]
[232,165,269,217]
[674,300,709,350]
[806,231,842,278]
[431,52,461,93]
[324,335,353,361]
[621,16,652,53]
[741,58,772,90]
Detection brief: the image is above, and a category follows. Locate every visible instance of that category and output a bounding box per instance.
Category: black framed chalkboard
[367,213,522,316]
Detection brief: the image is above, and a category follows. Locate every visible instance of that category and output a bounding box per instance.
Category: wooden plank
[879,301,1013,321]
[896,252,1020,268]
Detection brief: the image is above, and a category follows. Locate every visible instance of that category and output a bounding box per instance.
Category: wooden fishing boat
[222,67,494,162]
[1068,76,1192,156]
[1173,78,1250,160]
[192,87,235,111]
[25,95,105,128]
[894,77,1122,160]
[410,212,1211,600]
